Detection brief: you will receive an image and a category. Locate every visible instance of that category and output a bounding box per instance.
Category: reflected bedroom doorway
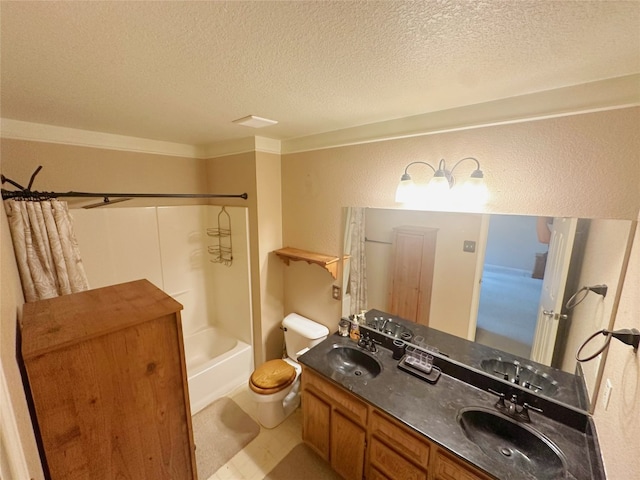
[475,215,546,358]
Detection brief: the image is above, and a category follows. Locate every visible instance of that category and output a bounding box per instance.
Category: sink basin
[326,345,382,379]
[480,358,559,396]
[457,407,567,480]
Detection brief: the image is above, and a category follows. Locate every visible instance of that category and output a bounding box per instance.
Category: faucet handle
[523,403,543,414]
[488,388,505,397]
[523,381,543,391]
[488,388,506,404]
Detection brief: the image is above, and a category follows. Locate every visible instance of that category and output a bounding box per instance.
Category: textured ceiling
[1,1,639,147]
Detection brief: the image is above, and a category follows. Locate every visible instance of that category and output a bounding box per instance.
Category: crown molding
[199,136,281,158]
[281,74,640,154]
[0,118,200,158]
[0,118,283,159]
[2,75,638,158]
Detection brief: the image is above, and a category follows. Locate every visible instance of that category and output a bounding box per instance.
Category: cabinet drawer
[433,449,491,480]
[369,437,427,480]
[302,367,368,425]
[370,410,430,467]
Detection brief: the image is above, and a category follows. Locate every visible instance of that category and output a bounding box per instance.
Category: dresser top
[21,279,183,358]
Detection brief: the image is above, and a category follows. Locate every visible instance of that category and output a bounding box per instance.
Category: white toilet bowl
[249,313,329,428]
[248,358,302,428]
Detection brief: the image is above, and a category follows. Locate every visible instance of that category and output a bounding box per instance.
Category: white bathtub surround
[71,205,254,414]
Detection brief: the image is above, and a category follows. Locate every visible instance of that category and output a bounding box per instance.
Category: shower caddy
[207,206,233,266]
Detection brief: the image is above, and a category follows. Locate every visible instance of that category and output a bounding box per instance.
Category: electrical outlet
[332,285,341,300]
[602,379,613,410]
[463,240,476,253]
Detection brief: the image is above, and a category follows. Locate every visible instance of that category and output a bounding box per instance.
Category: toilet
[249,313,329,428]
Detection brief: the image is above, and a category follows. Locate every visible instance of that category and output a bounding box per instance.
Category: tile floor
[203,384,304,480]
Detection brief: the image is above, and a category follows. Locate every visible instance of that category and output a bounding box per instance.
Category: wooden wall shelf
[274,247,341,279]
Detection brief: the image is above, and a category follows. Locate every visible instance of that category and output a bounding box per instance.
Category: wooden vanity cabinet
[20,279,197,480]
[301,367,367,480]
[301,366,492,480]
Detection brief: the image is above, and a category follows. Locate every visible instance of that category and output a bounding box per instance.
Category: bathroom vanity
[298,312,605,480]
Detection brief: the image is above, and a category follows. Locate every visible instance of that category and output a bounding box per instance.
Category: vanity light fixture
[395,157,488,208]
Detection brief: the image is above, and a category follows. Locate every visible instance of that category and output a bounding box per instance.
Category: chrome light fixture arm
[400,161,437,181]
[450,157,484,184]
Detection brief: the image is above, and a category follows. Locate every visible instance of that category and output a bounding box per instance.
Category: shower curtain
[5,199,89,302]
[346,207,367,315]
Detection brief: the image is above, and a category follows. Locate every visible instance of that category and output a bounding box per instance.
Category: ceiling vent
[232,115,278,128]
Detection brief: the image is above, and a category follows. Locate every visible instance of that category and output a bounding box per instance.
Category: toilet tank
[283,313,329,362]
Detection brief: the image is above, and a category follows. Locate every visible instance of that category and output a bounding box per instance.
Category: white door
[530,217,577,365]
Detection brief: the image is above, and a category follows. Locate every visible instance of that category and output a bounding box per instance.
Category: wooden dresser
[20,279,197,480]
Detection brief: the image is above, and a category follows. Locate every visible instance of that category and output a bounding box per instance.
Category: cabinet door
[388,226,437,326]
[331,409,366,480]
[302,390,331,461]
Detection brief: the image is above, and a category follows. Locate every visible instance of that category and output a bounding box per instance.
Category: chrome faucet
[512,360,521,385]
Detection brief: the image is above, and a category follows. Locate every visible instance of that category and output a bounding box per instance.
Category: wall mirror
[341,207,634,413]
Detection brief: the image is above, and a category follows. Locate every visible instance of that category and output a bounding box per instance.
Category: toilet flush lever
[542,310,568,320]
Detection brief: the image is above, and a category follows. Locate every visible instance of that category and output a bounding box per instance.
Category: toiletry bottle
[349,314,360,341]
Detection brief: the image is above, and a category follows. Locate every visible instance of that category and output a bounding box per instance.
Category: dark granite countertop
[298,333,605,480]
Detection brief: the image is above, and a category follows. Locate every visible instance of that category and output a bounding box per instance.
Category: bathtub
[183,326,253,415]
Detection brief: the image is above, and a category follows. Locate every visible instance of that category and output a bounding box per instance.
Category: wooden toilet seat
[249,359,297,395]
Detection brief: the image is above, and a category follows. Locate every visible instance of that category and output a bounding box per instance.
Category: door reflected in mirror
[342,207,634,412]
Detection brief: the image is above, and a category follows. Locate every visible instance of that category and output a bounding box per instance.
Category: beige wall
[205,151,285,362]
[254,151,285,361]
[0,139,209,206]
[281,107,640,479]
[592,220,640,478]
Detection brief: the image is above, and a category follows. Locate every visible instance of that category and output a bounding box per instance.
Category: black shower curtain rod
[1,167,248,201]
[1,189,249,201]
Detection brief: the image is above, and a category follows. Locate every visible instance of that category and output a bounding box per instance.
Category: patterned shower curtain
[346,207,367,315]
[5,199,89,302]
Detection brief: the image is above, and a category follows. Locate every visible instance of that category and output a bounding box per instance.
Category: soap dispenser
[349,314,360,341]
